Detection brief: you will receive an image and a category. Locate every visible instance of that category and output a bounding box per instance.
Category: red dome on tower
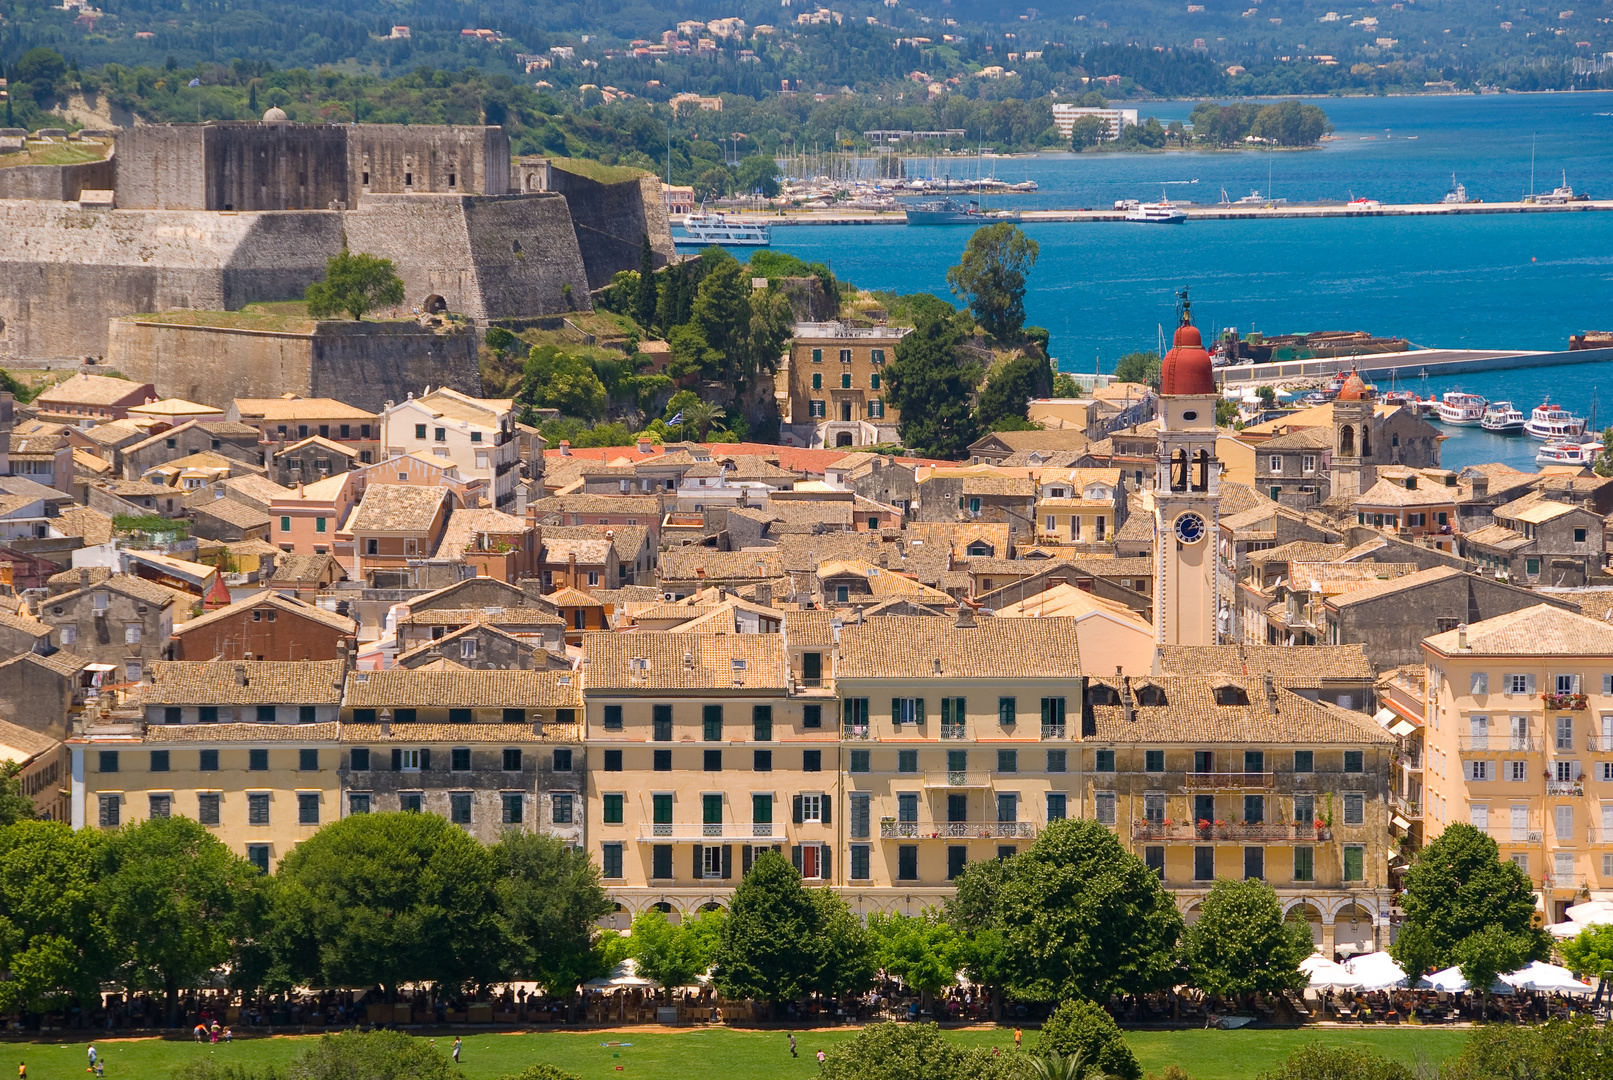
[1160,322,1216,397]
[1336,369,1370,401]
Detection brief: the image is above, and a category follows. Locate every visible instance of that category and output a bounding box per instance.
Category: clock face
[1174,512,1206,545]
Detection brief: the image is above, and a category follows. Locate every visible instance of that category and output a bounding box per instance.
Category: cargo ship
[1213,329,1415,366]
[904,197,1022,225]
[1570,332,1613,351]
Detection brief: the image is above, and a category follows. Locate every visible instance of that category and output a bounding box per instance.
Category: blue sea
[707,92,1613,471]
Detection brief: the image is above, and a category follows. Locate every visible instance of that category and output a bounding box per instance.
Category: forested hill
[2,0,1611,94]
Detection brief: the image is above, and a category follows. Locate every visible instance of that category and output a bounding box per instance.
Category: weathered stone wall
[0,202,343,362]
[105,317,481,412]
[343,193,591,320]
[545,168,675,290]
[116,125,350,211]
[112,126,207,209]
[348,125,510,199]
[0,159,115,201]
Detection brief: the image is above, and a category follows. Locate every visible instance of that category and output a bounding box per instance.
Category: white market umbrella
[1549,920,1592,940]
[1300,954,1362,992]
[582,959,656,990]
[1343,951,1408,992]
[1423,965,1513,995]
[1501,961,1594,994]
[1565,899,1613,926]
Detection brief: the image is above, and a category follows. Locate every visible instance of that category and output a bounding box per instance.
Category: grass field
[4,1025,1472,1080]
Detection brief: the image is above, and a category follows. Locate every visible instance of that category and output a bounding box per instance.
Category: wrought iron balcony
[923,769,994,789]
[939,723,967,740]
[636,824,777,842]
[1389,791,1423,820]
[880,821,1038,840]
[1129,821,1332,842]
[1459,736,1543,752]
[842,724,870,740]
[1181,771,1274,790]
[1041,723,1067,740]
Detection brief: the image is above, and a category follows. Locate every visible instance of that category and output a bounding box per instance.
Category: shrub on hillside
[1256,1043,1413,1080]
[820,1021,1014,1080]
[1034,1000,1141,1080]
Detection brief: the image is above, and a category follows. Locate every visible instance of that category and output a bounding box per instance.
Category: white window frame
[399,749,422,772]
[800,793,824,823]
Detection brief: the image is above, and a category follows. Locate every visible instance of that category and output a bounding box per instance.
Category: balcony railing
[1041,723,1067,740]
[1542,875,1588,893]
[1181,771,1275,790]
[1130,821,1333,842]
[1389,791,1423,820]
[1459,736,1544,752]
[1396,751,1423,771]
[939,723,968,740]
[1547,780,1586,797]
[637,824,778,842]
[843,724,870,740]
[923,769,994,789]
[881,821,1038,840]
[1590,736,1613,753]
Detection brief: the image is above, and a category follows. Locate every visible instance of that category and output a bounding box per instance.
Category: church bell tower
[1149,291,1221,646]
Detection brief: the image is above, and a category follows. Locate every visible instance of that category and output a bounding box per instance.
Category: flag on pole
[668,411,684,426]
[188,78,201,87]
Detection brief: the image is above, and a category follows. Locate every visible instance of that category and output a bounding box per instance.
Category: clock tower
[1148,294,1221,647]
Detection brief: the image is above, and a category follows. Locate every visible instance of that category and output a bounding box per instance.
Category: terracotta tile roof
[959,475,1037,497]
[973,429,1094,452]
[137,660,348,705]
[0,611,51,639]
[543,525,650,564]
[192,498,271,530]
[583,632,787,690]
[346,485,450,533]
[1511,500,1582,525]
[1259,427,1334,451]
[1357,476,1461,509]
[269,553,343,585]
[232,398,378,422]
[1087,675,1392,744]
[51,574,177,608]
[1157,643,1374,679]
[542,537,614,563]
[144,721,342,742]
[408,577,528,610]
[398,607,563,628]
[3,650,88,677]
[344,669,581,708]
[73,449,114,476]
[1424,603,1613,656]
[1287,562,1421,595]
[220,474,294,510]
[543,586,605,608]
[1323,565,1468,609]
[529,494,664,517]
[341,721,582,743]
[34,374,149,407]
[816,560,955,603]
[659,548,784,582]
[273,435,363,458]
[836,616,1083,679]
[77,419,148,447]
[1462,523,1530,551]
[1245,542,1348,565]
[437,508,531,560]
[782,610,837,646]
[394,622,546,664]
[0,719,60,760]
[171,590,355,636]
[46,566,111,588]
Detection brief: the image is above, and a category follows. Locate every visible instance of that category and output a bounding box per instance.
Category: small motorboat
[1480,401,1527,434]
[1536,440,1603,467]
[1434,392,1487,426]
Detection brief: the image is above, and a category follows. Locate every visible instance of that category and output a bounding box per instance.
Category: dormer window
[1134,683,1169,707]
[1212,684,1249,707]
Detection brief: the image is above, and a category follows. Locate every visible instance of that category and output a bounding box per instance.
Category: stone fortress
[0,113,673,409]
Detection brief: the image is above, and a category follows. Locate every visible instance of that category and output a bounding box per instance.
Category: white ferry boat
[1534,172,1582,205]
[1441,174,1470,205]
[1434,391,1487,425]
[1125,200,1187,224]
[678,211,772,246]
[1479,401,1527,434]
[1536,440,1602,467]
[1524,401,1587,441]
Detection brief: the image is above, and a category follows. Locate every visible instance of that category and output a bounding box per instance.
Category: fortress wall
[348,126,510,199]
[0,202,342,363]
[113,127,208,209]
[0,159,116,201]
[202,125,349,211]
[106,318,480,411]
[343,193,589,321]
[544,168,676,290]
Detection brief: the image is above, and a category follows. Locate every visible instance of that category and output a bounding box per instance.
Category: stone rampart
[545,168,675,290]
[348,125,510,199]
[116,124,350,211]
[105,317,481,411]
[0,159,115,201]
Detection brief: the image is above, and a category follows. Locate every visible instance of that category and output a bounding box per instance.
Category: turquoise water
[737,92,1613,471]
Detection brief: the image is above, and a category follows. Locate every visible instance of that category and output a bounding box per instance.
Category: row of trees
[0,813,611,1023]
[1188,100,1334,148]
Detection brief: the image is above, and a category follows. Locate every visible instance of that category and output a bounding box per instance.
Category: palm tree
[1022,1050,1114,1080]
[679,398,728,441]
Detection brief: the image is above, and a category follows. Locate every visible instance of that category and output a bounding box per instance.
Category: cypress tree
[635,233,657,331]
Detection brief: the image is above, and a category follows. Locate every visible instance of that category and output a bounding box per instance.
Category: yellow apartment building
[1419,605,1613,922]
[779,323,909,449]
[73,660,348,872]
[1083,673,1395,954]
[834,615,1085,914]
[582,630,839,924]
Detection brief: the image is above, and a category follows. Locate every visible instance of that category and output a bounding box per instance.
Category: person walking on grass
[1014,1028,1022,1050]
[789,1033,797,1058]
[88,1044,97,1072]
[817,1049,826,1067]
[18,1061,25,1079]
[452,1037,461,1064]
[94,1059,103,1078]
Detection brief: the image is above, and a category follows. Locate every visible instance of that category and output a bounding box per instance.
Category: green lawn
[4,1025,1472,1080]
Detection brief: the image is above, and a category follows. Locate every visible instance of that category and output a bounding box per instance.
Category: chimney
[234,663,248,686]
[79,568,90,589]
[1470,475,1488,500]
[568,551,579,590]
[756,583,772,607]
[955,605,975,628]
[336,638,351,673]
[558,440,572,456]
[1457,623,1468,650]
[637,437,655,455]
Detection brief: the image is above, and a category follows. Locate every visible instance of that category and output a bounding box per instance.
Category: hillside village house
[33,374,157,425]
[38,572,176,682]
[779,323,909,449]
[380,388,521,509]
[226,397,380,465]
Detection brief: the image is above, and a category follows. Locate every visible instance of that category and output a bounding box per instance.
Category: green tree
[15,48,66,105]
[271,812,509,1000]
[1560,922,1613,979]
[1249,100,1333,147]
[945,223,1040,341]
[1442,1017,1613,1080]
[1256,1044,1413,1080]
[945,856,1013,1019]
[811,888,878,998]
[711,849,820,1014]
[694,166,734,200]
[287,1031,460,1080]
[993,819,1183,1003]
[498,1067,582,1080]
[1594,426,1613,478]
[0,760,37,826]
[174,1061,283,1080]
[102,816,265,1025]
[1051,372,1082,397]
[1181,878,1312,1001]
[1112,351,1161,388]
[522,346,609,421]
[303,249,406,321]
[977,353,1053,430]
[1025,1050,1108,1080]
[1389,822,1549,984]
[1034,999,1142,1080]
[884,311,981,460]
[734,154,782,198]
[820,1022,1014,1080]
[627,907,718,996]
[635,235,658,331]
[1453,922,1537,1020]
[490,832,613,1001]
[0,821,113,1014]
[1069,115,1108,150]
[678,398,728,441]
[867,911,966,1000]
